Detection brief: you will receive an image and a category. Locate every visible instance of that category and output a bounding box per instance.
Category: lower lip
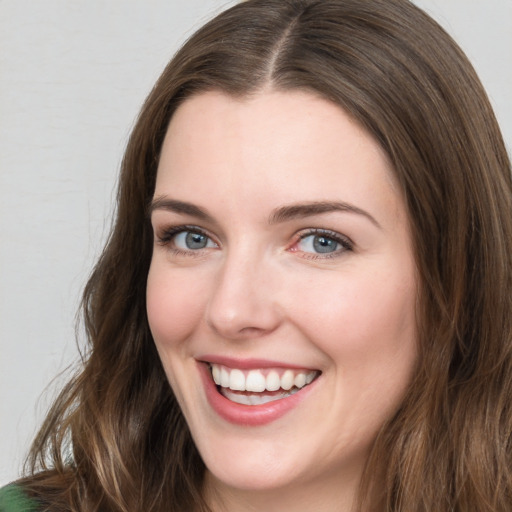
[198,363,316,426]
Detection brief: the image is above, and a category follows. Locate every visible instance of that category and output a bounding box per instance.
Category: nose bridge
[205,243,281,339]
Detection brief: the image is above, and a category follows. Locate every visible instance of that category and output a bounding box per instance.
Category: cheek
[297,267,417,428]
[288,265,417,364]
[146,261,207,350]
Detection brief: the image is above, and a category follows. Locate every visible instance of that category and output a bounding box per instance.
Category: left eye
[296,234,344,254]
[174,230,216,250]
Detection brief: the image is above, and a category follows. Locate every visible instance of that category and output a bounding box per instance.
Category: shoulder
[0,485,41,512]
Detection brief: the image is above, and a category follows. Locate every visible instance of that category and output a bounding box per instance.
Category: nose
[205,250,282,340]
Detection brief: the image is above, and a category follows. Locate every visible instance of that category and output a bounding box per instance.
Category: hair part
[20,1,512,511]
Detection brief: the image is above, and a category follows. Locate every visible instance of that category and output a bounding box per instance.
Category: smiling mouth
[208,363,320,406]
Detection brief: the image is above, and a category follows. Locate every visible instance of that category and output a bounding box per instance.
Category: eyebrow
[149,197,380,228]
[148,197,215,223]
[269,201,381,228]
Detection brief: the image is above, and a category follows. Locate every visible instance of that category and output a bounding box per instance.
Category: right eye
[173,230,217,250]
[157,226,219,255]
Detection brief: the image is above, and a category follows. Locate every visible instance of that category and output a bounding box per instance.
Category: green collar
[0,484,40,512]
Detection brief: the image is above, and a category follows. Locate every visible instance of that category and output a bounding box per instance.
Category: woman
[2,0,511,510]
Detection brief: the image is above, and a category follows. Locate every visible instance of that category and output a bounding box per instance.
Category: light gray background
[1,0,511,486]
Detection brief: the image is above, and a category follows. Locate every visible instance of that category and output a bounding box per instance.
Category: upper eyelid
[148,202,222,236]
[151,213,222,240]
[156,225,217,244]
[295,228,353,246]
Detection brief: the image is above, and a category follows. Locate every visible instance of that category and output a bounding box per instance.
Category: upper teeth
[210,364,317,393]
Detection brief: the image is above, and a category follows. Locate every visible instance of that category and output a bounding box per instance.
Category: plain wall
[1,0,511,487]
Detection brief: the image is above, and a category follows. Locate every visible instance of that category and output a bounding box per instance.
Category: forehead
[155,89,403,224]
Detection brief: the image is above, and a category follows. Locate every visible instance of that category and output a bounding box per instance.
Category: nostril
[204,264,282,339]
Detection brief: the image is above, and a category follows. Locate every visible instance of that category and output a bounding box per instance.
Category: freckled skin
[146,90,418,511]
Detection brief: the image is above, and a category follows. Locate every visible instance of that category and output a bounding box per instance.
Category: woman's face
[147,90,418,506]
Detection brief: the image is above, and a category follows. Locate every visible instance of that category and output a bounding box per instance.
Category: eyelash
[292,228,354,259]
[155,225,353,259]
[156,225,217,257]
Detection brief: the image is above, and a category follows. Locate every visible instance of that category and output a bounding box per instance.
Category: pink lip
[198,361,318,427]
[199,354,315,371]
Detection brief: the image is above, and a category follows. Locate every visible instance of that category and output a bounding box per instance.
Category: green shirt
[0,485,39,512]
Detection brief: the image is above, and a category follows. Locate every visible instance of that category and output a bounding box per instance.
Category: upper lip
[198,354,319,372]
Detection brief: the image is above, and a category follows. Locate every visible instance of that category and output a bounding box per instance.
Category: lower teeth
[220,387,299,405]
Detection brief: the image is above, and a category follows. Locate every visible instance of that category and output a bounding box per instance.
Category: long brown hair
[20,0,512,510]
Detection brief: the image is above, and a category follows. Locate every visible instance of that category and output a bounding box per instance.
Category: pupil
[313,236,337,253]
[186,232,207,249]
